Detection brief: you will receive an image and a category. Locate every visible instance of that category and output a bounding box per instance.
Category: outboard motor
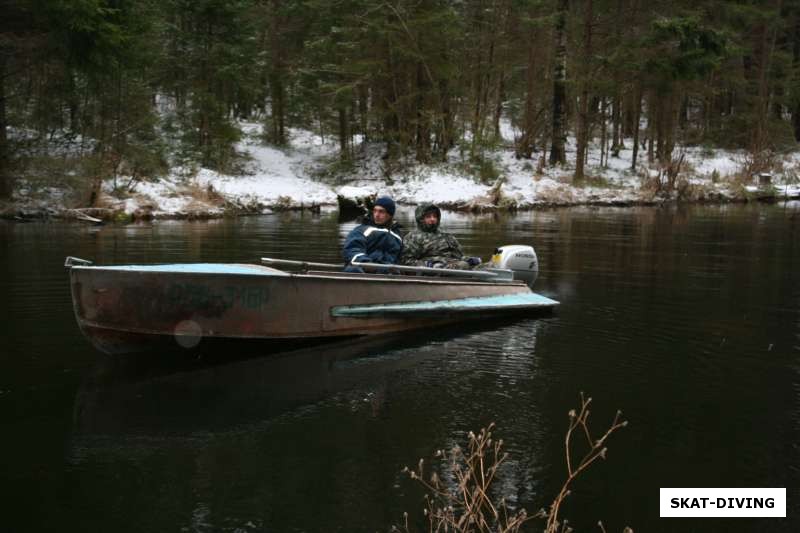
[489,245,539,287]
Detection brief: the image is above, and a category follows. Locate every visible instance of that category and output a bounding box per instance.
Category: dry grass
[640,153,686,196]
[535,183,576,204]
[396,393,629,533]
[181,181,227,207]
[737,149,783,180]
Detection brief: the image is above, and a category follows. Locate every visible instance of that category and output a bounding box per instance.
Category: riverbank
[3,122,800,222]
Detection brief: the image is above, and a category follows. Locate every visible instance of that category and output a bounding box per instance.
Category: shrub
[395,393,629,533]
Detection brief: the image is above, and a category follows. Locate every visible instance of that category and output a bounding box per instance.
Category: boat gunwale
[69,265,527,287]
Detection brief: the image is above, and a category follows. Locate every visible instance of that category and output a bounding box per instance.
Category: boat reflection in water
[70,316,545,444]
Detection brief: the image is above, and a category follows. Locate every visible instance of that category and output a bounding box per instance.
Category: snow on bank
[192,124,338,209]
[102,124,340,217]
[5,121,800,220]
[336,167,489,206]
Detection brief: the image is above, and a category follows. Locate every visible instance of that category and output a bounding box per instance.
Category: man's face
[423,211,439,226]
[373,206,391,226]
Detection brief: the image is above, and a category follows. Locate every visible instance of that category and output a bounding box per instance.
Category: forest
[1,0,797,206]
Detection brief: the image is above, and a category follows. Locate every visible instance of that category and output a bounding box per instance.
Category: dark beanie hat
[374,196,396,216]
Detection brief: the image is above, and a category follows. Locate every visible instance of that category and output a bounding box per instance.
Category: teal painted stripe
[332,292,559,317]
[88,264,287,276]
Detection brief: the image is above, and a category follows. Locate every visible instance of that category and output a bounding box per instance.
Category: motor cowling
[489,245,539,287]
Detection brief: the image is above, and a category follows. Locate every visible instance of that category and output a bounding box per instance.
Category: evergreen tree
[159,0,259,170]
[2,0,799,202]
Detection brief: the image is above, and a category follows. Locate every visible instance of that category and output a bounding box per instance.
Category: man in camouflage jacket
[401,203,481,270]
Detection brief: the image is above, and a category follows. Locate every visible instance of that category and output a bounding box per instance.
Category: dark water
[1,204,799,532]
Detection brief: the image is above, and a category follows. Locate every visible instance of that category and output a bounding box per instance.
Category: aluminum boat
[66,246,558,355]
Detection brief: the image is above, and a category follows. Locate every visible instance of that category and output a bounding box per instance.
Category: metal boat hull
[69,263,557,354]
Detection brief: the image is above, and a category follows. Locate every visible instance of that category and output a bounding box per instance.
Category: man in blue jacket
[343,196,403,273]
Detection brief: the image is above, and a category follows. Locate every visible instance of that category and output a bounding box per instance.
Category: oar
[357,261,499,279]
[260,257,342,270]
[260,257,499,279]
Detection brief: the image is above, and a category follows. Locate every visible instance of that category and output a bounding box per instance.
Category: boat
[66,245,559,355]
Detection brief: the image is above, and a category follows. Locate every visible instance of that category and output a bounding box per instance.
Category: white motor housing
[489,245,539,287]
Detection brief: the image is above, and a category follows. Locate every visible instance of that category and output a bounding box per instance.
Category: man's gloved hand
[465,256,482,267]
[425,260,445,268]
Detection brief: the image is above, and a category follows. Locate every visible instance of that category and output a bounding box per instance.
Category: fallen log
[64,208,106,224]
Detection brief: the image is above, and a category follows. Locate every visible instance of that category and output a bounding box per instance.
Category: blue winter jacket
[342,217,403,265]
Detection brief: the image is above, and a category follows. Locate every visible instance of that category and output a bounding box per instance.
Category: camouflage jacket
[401,204,469,269]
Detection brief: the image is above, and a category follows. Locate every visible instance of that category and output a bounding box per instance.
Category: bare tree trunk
[268,71,285,145]
[549,0,568,166]
[472,6,485,154]
[493,74,504,140]
[679,93,689,131]
[198,24,209,164]
[89,71,115,207]
[792,12,800,141]
[631,85,642,171]
[382,44,400,159]
[67,70,80,133]
[396,64,411,153]
[646,93,655,163]
[600,98,608,168]
[793,104,800,141]
[338,106,350,161]
[609,0,624,157]
[664,90,676,160]
[752,0,783,151]
[655,95,665,161]
[611,93,621,156]
[574,0,593,181]
[436,78,454,160]
[358,84,368,143]
[268,0,286,145]
[0,52,10,199]
[703,74,713,139]
[752,23,769,151]
[623,88,636,137]
[316,91,325,144]
[517,35,537,158]
[481,36,494,144]
[415,62,430,163]
[491,0,512,142]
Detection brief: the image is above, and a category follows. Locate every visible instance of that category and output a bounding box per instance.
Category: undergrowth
[394,393,630,533]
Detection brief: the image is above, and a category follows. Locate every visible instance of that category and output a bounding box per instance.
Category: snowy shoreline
[4,192,797,224]
[4,122,800,222]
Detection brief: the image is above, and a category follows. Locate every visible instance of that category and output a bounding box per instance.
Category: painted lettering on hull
[164,283,271,312]
[104,283,271,323]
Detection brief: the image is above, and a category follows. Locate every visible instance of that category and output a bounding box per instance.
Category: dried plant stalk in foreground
[546,392,628,533]
[396,393,629,533]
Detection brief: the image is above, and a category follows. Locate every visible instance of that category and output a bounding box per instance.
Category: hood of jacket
[414,204,441,233]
